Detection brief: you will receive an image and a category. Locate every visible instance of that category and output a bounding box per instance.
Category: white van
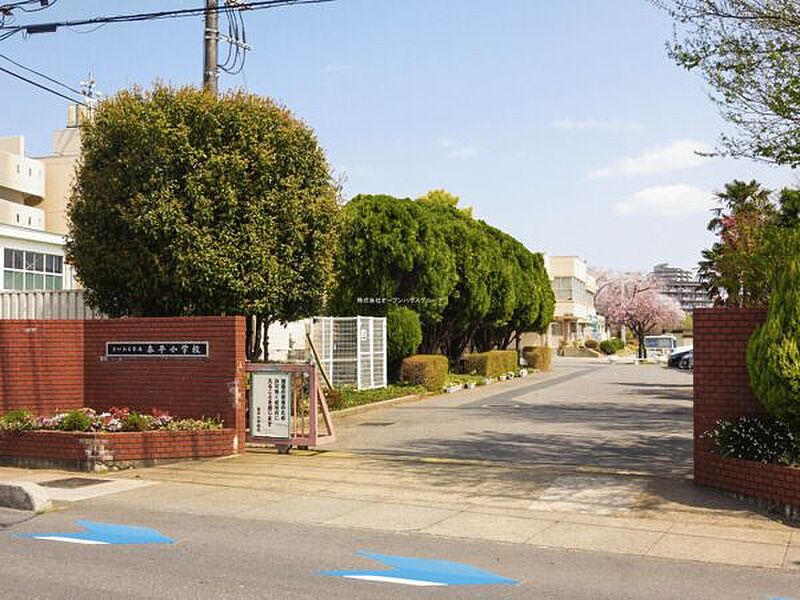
[643,335,677,360]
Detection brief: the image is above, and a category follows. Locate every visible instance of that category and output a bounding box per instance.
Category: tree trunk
[245,315,264,361]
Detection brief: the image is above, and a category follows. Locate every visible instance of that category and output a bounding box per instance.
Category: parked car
[678,350,693,370]
[668,345,693,368]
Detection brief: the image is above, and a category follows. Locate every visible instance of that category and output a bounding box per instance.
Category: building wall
[0,317,246,448]
[544,255,604,346]
[0,226,75,291]
[693,308,800,513]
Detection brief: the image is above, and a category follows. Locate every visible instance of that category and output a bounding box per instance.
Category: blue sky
[1,0,796,271]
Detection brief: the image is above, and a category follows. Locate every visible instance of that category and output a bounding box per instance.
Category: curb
[332,394,424,419]
[331,373,541,420]
[0,481,52,512]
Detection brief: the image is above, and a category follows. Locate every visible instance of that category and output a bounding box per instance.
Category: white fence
[310,316,386,390]
[0,289,103,320]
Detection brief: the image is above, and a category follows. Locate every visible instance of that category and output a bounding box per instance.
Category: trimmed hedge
[599,340,616,355]
[584,339,599,350]
[400,354,449,391]
[462,350,518,378]
[522,346,552,371]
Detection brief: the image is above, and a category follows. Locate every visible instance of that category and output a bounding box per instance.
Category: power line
[0,0,333,37]
[0,52,82,96]
[0,63,85,105]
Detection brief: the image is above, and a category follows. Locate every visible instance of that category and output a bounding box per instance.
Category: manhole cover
[40,478,110,489]
[358,421,395,427]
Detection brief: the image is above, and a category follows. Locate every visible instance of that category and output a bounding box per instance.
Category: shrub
[462,350,518,377]
[386,307,422,379]
[611,337,625,351]
[400,354,448,391]
[0,409,35,432]
[522,346,551,371]
[59,410,93,432]
[747,247,800,428]
[122,412,154,432]
[706,416,799,465]
[584,339,599,350]
[599,340,617,355]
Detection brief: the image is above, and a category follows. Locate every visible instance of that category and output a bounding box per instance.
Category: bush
[462,350,518,377]
[59,410,93,432]
[522,346,552,371]
[599,340,617,355]
[706,416,799,465]
[747,248,800,428]
[584,339,599,350]
[387,307,422,379]
[400,354,449,391]
[0,409,35,432]
[612,337,625,351]
[122,412,153,432]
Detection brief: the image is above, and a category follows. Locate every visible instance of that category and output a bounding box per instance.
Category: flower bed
[0,407,222,433]
[0,407,235,471]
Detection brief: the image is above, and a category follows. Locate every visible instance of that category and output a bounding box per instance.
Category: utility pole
[203,0,218,95]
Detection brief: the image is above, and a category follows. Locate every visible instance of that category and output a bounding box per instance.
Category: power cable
[0,0,333,37]
[0,63,85,104]
[0,52,83,96]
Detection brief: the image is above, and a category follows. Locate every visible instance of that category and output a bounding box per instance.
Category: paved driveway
[333,358,694,477]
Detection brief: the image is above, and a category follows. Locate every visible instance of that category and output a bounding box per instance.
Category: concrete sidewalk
[2,448,797,571]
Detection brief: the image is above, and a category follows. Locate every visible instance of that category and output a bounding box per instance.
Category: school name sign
[106,341,209,358]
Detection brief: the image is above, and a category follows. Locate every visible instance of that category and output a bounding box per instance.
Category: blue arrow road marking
[15,520,174,545]
[321,551,519,587]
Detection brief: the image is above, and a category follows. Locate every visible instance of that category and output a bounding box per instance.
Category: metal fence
[310,316,386,390]
[0,289,103,320]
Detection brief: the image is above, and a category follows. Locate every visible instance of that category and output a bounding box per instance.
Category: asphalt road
[2,502,798,600]
[333,358,695,476]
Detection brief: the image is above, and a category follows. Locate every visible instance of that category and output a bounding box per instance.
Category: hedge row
[522,346,551,371]
[462,350,517,378]
[400,354,449,391]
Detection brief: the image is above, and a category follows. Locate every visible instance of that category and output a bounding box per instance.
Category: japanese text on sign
[106,342,209,358]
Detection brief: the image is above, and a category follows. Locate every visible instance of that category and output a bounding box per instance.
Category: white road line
[32,536,109,545]
[342,575,446,586]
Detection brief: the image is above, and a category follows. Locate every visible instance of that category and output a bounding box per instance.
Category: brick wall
[83,316,246,440]
[0,320,85,415]
[693,308,766,457]
[0,316,246,454]
[0,429,238,471]
[694,308,800,514]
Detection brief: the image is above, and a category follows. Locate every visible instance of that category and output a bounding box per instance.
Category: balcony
[0,148,45,200]
[0,197,45,230]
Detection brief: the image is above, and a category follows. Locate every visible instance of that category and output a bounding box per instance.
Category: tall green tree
[327,194,456,322]
[748,229,800,429]
[67,85,339,359]
[661,0,800,165]
[330,191,553,363]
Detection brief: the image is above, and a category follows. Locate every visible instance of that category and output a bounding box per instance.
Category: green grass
[335,384,427,410]
[445,373,486,387]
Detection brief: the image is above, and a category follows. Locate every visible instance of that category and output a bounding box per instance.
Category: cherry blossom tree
[595,273,685,359]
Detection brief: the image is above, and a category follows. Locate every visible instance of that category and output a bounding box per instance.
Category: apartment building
[652,263,711,312]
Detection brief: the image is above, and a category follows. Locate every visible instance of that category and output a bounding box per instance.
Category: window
[3,249,63,291]
[553,276,593,306]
